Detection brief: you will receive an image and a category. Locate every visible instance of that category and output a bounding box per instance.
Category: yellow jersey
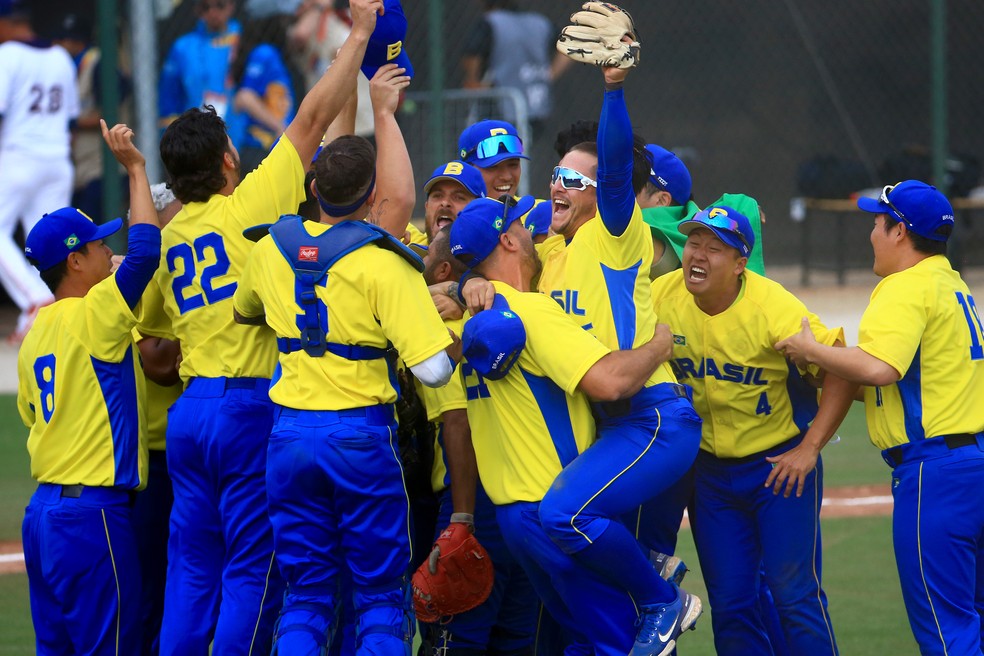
[17,275,148,489]
[858,255,984,450]
[536,203,675,388]
[463,282,610,505]
[141,136,307,380]
[651,269,843,458]
[233,221,452,410]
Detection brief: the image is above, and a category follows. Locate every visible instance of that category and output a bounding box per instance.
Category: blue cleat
[629,586,702,656]
[649,551,688,586]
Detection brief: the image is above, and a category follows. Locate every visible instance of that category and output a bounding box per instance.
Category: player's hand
[110,254,125,273]
[445,328,463,364]
[462,276,495,314]
[764,441,820,498]
[647,323,674,364]
[100,120,145,171]
[349,0,383,38]
[602,37,635,85]
[775,317,817,369]
[429,284,465,321]
[369,64,411,117]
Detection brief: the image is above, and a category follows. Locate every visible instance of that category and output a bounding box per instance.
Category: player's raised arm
[284,0,383,166]
[365,63,414,236]
[578,322,674,401]
[100,120,161,309]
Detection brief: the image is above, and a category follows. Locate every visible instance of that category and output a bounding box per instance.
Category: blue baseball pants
[266,404,414,656]
[160,377,283,656]
[23,484,142,655]
[691,439,837,656]
[885,434,984,655]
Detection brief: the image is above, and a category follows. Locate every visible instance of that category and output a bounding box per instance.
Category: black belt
[60,484,84,498]
[884,434,978,467]
[702,435,800,466]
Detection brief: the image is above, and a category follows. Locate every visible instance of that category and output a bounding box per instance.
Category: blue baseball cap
[457,120,529,168]
[361,0,414,81]
[523,200,551,238]
[25,207,123,271]
[645,144,692,206]
[857,180,954,242]
[422,161,487,198]
[0,0,26,18]
[449,195,536,268]
[679,205,755,257]
[462,294,526,381]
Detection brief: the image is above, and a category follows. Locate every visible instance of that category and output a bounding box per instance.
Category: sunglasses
[468,134,524,161]
[697,212,751,253]
[879,184,913,229]
[551,166,597,191]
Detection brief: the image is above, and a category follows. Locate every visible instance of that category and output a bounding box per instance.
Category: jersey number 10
[956,292,984,361]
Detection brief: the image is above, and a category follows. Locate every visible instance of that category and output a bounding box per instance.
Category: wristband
[450,512,475,527]
[455,270,480,306]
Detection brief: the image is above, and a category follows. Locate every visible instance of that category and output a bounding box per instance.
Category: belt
[883,433,979,467]
[225,377,267,390]
[594,382,691,420]
[61,484,84,498]
[699,435,801,466]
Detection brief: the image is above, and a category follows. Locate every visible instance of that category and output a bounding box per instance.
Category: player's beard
[523,237,542,287]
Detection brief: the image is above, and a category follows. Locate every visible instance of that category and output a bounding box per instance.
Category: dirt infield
[0,484,894,576]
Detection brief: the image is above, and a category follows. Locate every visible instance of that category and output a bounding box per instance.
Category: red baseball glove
[411,522,495,622]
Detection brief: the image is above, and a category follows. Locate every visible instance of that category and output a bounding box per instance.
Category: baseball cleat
[649,551,688,586]
[629,586,703,656]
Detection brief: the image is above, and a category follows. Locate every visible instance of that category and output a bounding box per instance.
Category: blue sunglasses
[696,212,751,253]
[467,134,524,161]
[551,166,597,191]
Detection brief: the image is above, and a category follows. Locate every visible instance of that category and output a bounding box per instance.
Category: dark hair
[160,106,231,203]
[229,16,291,87]
[39,243,89,293]
[882,215,950,255]
[555,120,598,159]
[630,134,650,197]
[296,170,320,222]
[313,135,376,207]
[430,226,468,278]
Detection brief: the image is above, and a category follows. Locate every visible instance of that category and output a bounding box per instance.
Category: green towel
[641,193,766,275]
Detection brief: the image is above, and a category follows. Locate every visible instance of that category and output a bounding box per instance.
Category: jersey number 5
[33,354,56,422]
[956,292,984,361]
[167,233,237,314]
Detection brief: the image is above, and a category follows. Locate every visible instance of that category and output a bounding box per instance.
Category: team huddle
[13,1,984,655]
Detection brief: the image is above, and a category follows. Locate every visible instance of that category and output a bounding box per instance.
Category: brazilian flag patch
[64,234,80,248]
[673,334,686,346]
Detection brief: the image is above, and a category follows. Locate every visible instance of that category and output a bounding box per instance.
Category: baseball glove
[411,523,494,622]
[556,1,641,69]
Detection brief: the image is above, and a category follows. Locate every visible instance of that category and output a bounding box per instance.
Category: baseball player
[232,82,457,656]
[651,206,850,654]
[137,3,394,653]
[17,121,160,655]
[777,180,984,654]
[458,119,528,199]
[0,0,79,343]
[414,225,540,655]
[449,194,685,655]
[403,160,486,248]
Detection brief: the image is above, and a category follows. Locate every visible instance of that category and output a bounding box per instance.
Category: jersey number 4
[956,292,984,361]
[167,233,237,314]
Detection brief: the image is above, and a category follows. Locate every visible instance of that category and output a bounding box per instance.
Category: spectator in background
[462,0,572,133]
[230,13,297,173]
[53,13,131,223]
[158,0,240,128]
[291,0,376,141]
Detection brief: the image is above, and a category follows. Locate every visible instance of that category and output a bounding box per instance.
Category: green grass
[0,395,32,542]
[0,574,33,655]
[816,402,892,488]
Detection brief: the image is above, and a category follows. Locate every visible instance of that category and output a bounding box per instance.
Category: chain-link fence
[27,0,984,269]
